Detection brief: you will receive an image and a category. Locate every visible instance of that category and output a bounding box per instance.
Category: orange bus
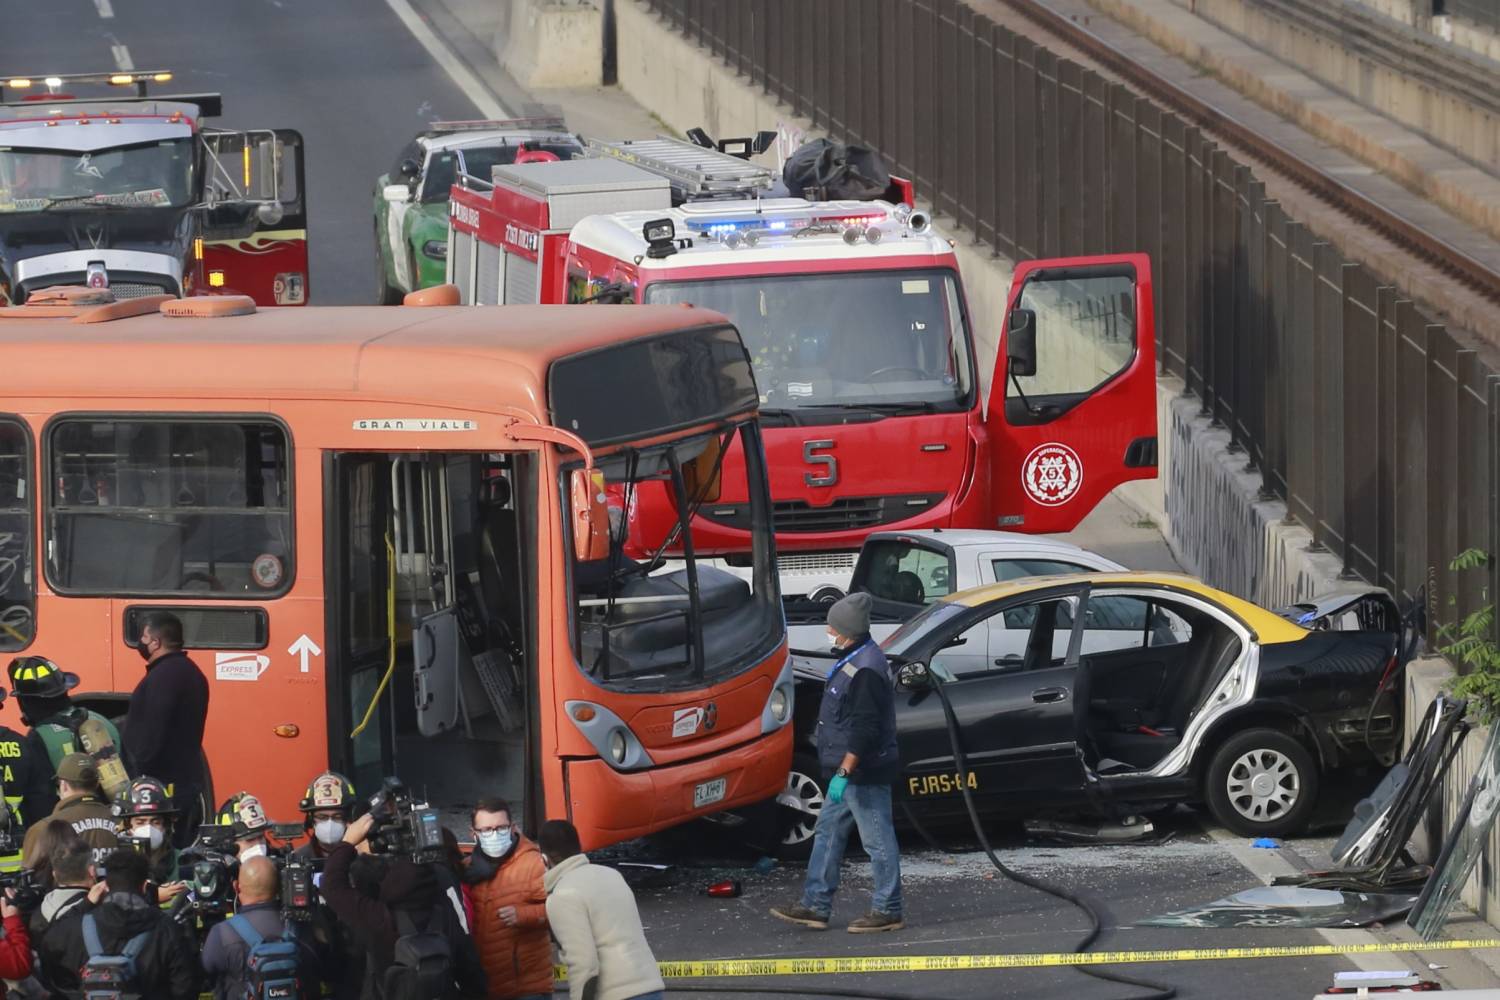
[0,292,792,848]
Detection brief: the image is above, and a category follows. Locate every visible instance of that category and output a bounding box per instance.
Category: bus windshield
[570,422,779,689]
[644,269,973,414]
[0,138,195,212]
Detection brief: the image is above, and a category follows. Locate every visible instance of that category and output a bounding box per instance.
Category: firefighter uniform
[6,656,126,808]
[0,722,53,871]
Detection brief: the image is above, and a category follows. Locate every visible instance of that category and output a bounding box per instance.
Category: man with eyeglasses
[464,798,551,1000]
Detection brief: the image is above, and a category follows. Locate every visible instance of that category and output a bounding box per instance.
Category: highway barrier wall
[613,0,1500,914]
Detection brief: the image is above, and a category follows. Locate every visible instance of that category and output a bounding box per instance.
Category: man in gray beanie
[771,592,903,933]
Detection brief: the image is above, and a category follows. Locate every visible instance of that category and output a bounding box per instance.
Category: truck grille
[109,282,175,300]
[778,552,857,575]
[701,493,946,533]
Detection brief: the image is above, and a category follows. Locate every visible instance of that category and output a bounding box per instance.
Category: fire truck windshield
[0,138,195,213]
[643,269,973,415]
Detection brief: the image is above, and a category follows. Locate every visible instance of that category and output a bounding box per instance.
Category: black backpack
[78,912,151,1000]
[226,914,306,1000]
[382,904,453,1000]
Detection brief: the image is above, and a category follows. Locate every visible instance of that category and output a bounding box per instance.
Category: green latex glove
[827,773,848,804]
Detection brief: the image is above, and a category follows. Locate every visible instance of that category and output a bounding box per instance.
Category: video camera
[365,778,444,864]
[0,867,44,913]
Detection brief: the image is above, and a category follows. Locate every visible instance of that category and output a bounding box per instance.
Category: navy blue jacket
[816,638,900,785]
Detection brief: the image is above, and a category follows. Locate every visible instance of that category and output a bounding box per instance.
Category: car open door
[987,254,1157,533]
[199,129,309,306]
[893,587,1089,815]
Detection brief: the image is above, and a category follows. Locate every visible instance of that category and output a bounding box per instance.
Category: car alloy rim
[777,769,824,845]
[1225,747,1300,823]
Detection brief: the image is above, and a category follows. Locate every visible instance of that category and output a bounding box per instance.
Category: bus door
[327,450,536,824]
[987,253,1158,534]
[200,129,309,306]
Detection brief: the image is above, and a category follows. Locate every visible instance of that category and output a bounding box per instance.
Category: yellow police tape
[555,938,1500,980]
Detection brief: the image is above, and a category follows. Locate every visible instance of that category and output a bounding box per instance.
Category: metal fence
[643,0,1500,637]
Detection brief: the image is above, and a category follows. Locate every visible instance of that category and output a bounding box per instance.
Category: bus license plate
[694,777,727,809]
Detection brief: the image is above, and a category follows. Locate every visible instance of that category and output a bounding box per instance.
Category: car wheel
[1205,727,1319,837]
[775,752,825,861]
[374,227,402,305]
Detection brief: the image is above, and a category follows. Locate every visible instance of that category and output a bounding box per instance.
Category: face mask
[239,842,267,862]
[131,825,164,852]
[136,641,153,662]
[476,829,512,858]
[313,819,346,846]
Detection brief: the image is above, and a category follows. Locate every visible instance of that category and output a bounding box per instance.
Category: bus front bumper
[564,724,793,850]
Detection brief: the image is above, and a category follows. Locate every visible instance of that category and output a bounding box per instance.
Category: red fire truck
[448,134,1157,600]
[0,72,307,306]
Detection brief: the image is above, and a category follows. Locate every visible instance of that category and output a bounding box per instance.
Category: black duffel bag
[781,138,892,201]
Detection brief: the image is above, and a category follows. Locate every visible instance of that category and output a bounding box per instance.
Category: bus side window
[0,418,33,651]
[46,418,293,597]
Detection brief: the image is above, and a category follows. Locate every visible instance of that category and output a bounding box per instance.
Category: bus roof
[0,303,730,424]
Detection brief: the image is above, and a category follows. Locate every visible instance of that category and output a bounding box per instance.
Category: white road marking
[94,0,115,18]
[110,44,133,71]
[381,0,509,119]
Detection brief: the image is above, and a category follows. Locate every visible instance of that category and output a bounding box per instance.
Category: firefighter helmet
[111,776,177,819]
[6,656,80,699]
[215,792,270,837]
[298,771,356,815]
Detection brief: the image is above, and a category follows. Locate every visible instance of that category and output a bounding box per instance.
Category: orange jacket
[466,835,552,999]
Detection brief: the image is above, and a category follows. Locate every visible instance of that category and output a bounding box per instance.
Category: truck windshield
[570,423,780,690]
[643,269,973,414]
[0,138,195,213]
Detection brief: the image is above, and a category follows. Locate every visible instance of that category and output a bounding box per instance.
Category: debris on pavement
[1251,837,1281,849]
[1140,886,1420,929]
[1409,724,1500,940]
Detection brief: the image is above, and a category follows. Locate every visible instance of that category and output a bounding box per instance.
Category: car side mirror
[382,183,411,204]
[897,661,931,690]
[1007,308,1037,378]
[399,158,421,179]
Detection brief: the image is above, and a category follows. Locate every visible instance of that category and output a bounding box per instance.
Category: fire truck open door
[199,129,309,306]
[986,253,1157,533]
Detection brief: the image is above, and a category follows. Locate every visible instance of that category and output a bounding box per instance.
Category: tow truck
[0,72,307,305]
[446,131,1159,599]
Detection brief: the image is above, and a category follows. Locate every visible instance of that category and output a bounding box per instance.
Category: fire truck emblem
[1022,443,1083,507]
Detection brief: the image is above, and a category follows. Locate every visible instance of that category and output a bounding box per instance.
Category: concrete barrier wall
[498,0,603,90]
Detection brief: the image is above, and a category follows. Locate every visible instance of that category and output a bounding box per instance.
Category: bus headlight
[761,656,796,735]
[770,687,790,724]
[564,700,654,771]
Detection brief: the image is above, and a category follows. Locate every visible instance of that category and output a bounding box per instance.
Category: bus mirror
[1007,308,1037,378]
[571,468,611,562]
[682,436,723,503]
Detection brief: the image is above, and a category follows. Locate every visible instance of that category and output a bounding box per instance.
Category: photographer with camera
[200,855,321,1000]
[292,771,365,1000]
[23,754,118,865]
[35,839,108,995]
[319,782,484,1000]
[46,846,199,998]
[0,880,35,999]
[112,777,188,905]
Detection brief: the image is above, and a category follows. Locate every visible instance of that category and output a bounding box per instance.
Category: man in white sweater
[540,820,666,1000]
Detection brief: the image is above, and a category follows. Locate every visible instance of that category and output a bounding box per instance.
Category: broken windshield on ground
[1408,725,1500,940]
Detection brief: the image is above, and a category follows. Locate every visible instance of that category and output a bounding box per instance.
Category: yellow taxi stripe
[555,938,1500,979]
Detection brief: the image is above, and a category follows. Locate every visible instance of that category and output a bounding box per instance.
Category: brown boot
[769,903,830,929]
[847,911,904,933]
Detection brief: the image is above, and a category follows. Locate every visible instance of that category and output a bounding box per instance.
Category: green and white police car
[372,119,582,303]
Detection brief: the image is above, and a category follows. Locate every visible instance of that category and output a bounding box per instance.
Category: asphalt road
[12,0,489,304]
[620,811,1358,1000]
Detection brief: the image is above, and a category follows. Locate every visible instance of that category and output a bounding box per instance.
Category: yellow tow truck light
[6,79,31,89]
[108,74,132,86]
[152,72,172,83]
[208,271,226,288]
[242,145,251,188]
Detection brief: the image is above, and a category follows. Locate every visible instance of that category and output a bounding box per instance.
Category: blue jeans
[800,780,902,918]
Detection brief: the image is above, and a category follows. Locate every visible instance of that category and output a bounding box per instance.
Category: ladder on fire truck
[586,136,775,202]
